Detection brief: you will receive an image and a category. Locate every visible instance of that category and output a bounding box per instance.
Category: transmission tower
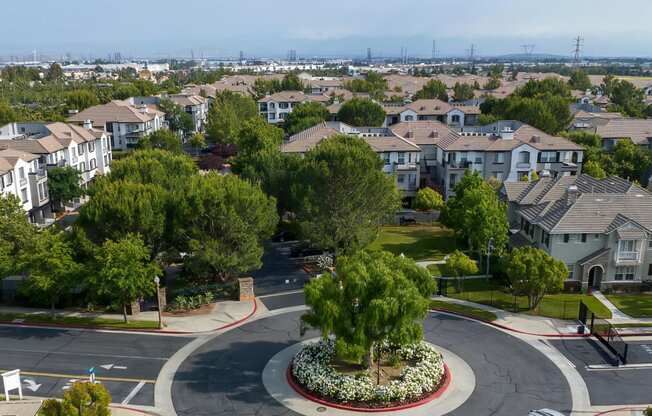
[367,47,372,62]
[466,44,476,72]
[521,44,535,57]
[432,40,437,60]
[572,36,583,66]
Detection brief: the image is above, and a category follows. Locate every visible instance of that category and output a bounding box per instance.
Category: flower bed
[290,339,446,408]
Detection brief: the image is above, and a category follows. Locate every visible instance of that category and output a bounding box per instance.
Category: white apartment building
[0,149,51,225]
[68,100,165,150]
[383,99,481,128]
[258,91,330,124]
[130,94,209,133]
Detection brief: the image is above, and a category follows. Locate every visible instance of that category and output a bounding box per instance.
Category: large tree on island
[93,234,160,322]
[294,134,400,255]
[337,98,386,127]
[440,170,508,256]
[504,246,568,309]
[179,173,278,282]
[302,250,435,368]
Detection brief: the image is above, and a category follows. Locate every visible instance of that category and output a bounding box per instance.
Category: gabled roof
[68,100,161,125]
[389,121,459,146]
[594,118,652,145]
[258,91,329,103]
[0,149,39,170]
[167,94,208,107]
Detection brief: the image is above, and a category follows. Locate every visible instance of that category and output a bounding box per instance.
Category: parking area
[550,338,652,405]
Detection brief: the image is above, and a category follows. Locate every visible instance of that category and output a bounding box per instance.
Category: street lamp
[154,276,162,329]
[486,238,495,277]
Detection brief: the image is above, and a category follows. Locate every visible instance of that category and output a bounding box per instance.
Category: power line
[572,36,583,66]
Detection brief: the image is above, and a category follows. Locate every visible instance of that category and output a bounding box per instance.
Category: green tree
[0,194,34,278]
[440,250,478,277]
[583,160,607,179]
[65,90,99,111]
[294,134,400,254]
[108,149,197,189]
[205,91,258,144]
[414,79,449,101]
[283,101,330,135]
[46,63,64,81]
[19,229,81,314]
[483,77,501,90]
[440,171,508,255]
[137,129,182,153]
[337,98,385,127]
[40,381,111,416]
[47,166,83,210]
[78,179,168,258]
[414,187,444,211]
[280,73,304,91]
[569,70,592,91]
[612,139,652,182]
[505,246,567,309]
[452,82,475,101]
[188,132,207,155]
[608,79,646,117]
[487,64,504,78]
[93,234,160,322]
[0,101,17,125]
[111,84,140,100]
[158,98,194,133]
[179,173,278,282]
[562,131,602,148]
[302,250,435,368]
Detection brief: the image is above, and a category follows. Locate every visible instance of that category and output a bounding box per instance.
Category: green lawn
[604,294,652,318]
[441,278,611,320]
[430,300,497,322]
[0,312,160,330]
[369,224,459,261]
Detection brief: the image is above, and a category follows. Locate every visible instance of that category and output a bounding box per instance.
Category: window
[451,114,461,123]
[383,153,390,165]
[269,113,276,120]
[648,264,652,276]
[397,152,405,164]
[279,102,289,109]
[20,188,28,203]
[4,172,12,186]
[79,162,86,172]
[540,151,557,163]
[648,240,652,249]
[78,145,85,156]
[474,156,482,164]
[90,159,97,170]
[564,234,570,243]
[615,266,635,281]
[408,174,417,187]
[495,152,505,164]
[279,113,287,120]
[567,266,574,280]
[581,233,587,243]
[88,142,95,152]
[404,115,414,121]
[619,240,636,252]
[518,151,530,164]
[397,174,405,184]
[459,152,468,162]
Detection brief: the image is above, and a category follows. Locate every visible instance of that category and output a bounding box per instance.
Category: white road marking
[121,381,146,405]
[0,347,168,361]
[23,379,41,392]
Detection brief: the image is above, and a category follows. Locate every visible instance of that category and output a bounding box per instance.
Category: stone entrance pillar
[238,277,255,301]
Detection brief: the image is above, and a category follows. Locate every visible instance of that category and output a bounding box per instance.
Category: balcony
[394,162,418,171]
[615,251,641,264]
[445,160,473,170]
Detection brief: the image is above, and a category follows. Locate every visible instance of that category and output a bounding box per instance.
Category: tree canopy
[569,69,592,91]
[293,134,400,254]
[159,98,194,133]
[137,129,183,154]
[414,187,444,211]
[205,90,258,144]
[47,166,83,210]
[414,79,449,101]
[302,250,435,367]
[0,194,35,277]
[504,246,567,309]
[283,101,330,135]
[336,98,385,127]
[452,82,475,101]
[440,250,478,278]
[343,72,387,101]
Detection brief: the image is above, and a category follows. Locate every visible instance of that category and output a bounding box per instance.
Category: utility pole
[572,36,583,66]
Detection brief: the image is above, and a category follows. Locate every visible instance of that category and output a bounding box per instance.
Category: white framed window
[88,142,95,152]
[648,240,652,249]
[78,145,85,156]
[540,151,557,163]
[518,151,530,164]
[615,266,635,281]
[495,152,505,164]
[383,153,390,165]
[397,152,405,164]
[90,159,97,170]
[397,174,405,184]
[20,188,28,203]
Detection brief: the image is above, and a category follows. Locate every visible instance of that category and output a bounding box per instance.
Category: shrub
[166,291,215,312]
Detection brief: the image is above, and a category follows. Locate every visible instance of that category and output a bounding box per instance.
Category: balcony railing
[616,251,640,263]
[516,162,531,169]
[445,160,473,169]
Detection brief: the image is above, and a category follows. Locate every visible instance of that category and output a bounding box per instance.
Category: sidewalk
[0,299,259,334]
[593,291,652,324]
[432,296,587,336]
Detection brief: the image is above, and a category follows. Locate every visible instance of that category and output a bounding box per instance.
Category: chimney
[530,135,541,143]
[566,185,579,206]
[405,131,413,138]
[83,120,93,130]
[499,127,514,140]
[540,170,551,178]
[138,105,149,114]
[429,130,439,138]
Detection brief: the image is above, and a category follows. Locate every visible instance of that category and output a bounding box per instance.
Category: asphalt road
[171,311,572,416]
[551,338,652,405]
[250,242,310,296]
[0,326,191,405]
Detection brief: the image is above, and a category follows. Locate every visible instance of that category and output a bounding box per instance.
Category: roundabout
[171,309,572,416]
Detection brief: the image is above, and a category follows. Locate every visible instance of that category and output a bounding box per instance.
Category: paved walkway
[0,299,259,333]
[593,291,652,324]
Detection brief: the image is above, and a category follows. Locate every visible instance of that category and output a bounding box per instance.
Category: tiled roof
[0,149,38,169]
[595,118,652,145]
[168,94,208,107]
[68,100,161,125]
[390,121,459,146]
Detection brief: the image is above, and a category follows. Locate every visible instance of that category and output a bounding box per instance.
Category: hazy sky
[3,0,652,59]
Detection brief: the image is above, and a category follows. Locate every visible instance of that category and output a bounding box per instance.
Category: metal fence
[579,301,628,365]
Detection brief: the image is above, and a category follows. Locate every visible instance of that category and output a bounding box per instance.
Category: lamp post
[154,276,162,329]
[486,238,495,277]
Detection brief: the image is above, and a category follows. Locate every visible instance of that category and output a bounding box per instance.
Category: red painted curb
[594,407,648,415]
[110,405,157,415]
[0,298,258,335]
[286,362,451,412]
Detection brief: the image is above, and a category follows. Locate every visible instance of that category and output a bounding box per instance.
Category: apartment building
[570,112,652,151]
[382,99,481,128]
[433,120,583,199]
[130,94,209,133]
[282,121,422,201]
[258,91,330,124]
[68,100,164,150]
[0,122,111,188]
[503,174,652,292]
[0,149,51,225]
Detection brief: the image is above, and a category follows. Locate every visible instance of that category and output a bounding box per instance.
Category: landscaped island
[290,339,447,408]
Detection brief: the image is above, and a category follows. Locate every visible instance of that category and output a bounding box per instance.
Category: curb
[0,298,258,335]
[286,363,451,413]
[110,405,159,415]
[594,407,648,415]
